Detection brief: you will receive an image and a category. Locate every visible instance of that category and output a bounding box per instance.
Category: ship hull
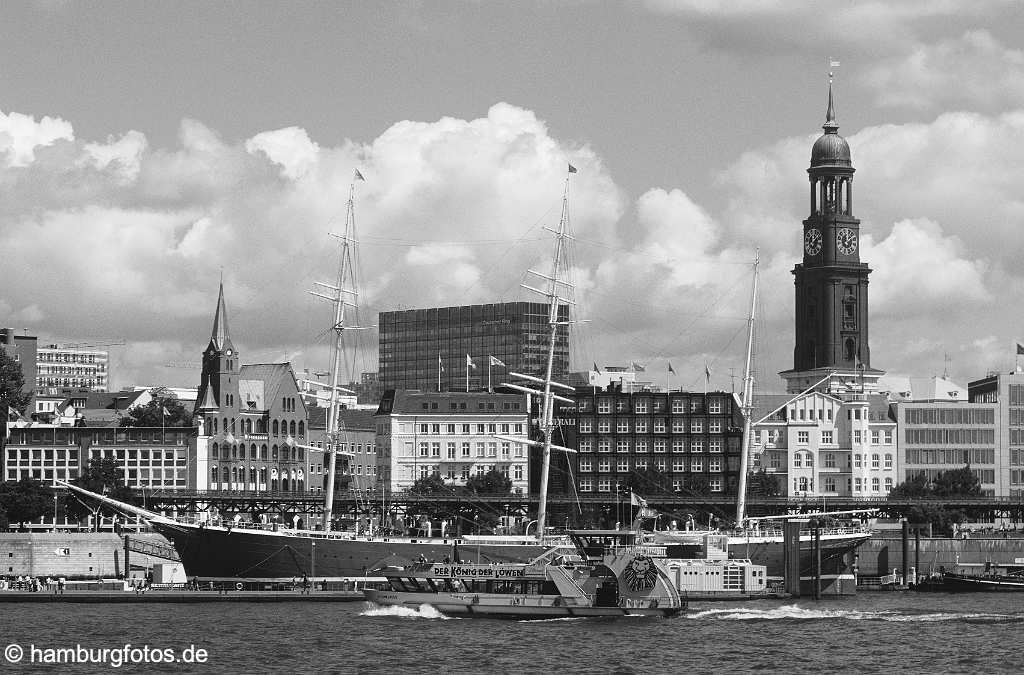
[152,521,866,596]
[151,522,549,578]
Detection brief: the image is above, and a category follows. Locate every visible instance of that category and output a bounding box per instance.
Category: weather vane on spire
[828,57,840,83]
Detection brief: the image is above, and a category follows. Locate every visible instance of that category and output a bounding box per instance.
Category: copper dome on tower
[810,83,851,169]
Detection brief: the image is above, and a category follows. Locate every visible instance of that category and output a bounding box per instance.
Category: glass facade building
[378,302,570,392]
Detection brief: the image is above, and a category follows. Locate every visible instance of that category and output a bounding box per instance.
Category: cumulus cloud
[863,218,989,312]
[246,126,320,180]
[0,109,74,166]
[81,130,149,183]
[865,30,1024,110]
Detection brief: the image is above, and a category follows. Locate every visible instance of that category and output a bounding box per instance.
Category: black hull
[152,522,547,578]
[728,535,869,597]
[936,572,1024,592]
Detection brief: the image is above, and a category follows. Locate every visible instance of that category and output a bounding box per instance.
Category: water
[1,594,1022,674]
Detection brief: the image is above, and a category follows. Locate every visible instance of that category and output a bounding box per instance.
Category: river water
[0,593,1021,674]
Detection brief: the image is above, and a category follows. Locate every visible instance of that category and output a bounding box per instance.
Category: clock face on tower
[226,349,233,356]
[836,228,858,255]
[804,228,822,256]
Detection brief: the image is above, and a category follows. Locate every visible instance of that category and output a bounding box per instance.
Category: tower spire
[210,281,231,351]
[823,81,838,132]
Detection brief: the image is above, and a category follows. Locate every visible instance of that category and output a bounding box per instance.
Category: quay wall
[0,533,171,578]
[857,534,1024,576]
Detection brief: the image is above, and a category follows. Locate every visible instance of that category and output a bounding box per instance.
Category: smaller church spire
[209,281,231,351]
[196,373,219,412]
[823,82,839,133]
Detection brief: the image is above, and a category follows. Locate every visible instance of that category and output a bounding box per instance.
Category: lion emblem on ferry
[621,555,658,592]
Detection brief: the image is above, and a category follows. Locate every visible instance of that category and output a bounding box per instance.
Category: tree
[62,457,137,528]
[621,467,674,495]
[889,466,982,532]
[409,473,447,495]
[0,348,31,414]
[464,469,512,495]
[747,470,781,497]
[0,478,52,530]
[121,388,193,427]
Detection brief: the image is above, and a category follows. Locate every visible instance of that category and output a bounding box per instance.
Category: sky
[2,0,1024,394]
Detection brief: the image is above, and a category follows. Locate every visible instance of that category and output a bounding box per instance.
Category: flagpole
[488,359,492,393]
[466,358,469,393]
[438,353,442,392]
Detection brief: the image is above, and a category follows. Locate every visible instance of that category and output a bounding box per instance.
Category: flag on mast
[593,362,602,375]
[354,169,365,181]
[567,163,577,174]
[488,355,506,367]
[466,354,477,369]
[668,363,676,375]
[704,361,711,382]
[1017,343,1024,356]
[630,361,645,372]
[438,353,445,372]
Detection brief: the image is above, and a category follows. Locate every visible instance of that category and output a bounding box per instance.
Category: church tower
[195,281,239,414]
[780,83,884,395]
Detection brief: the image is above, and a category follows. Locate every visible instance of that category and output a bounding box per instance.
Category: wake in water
[360,602,453,620]
[687,604,1024,624]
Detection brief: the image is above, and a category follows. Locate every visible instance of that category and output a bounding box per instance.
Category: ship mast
[734,249,759,527]
[311,170,367,533]
[499,166,577,539]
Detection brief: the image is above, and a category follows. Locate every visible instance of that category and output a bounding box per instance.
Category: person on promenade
[301,574,310,595]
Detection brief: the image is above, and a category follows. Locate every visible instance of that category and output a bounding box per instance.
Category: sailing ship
[62,168,868,592]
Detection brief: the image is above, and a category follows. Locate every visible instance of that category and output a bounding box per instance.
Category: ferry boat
[364,530,693,618]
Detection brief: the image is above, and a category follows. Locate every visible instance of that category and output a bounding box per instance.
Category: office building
[378,302,569,392]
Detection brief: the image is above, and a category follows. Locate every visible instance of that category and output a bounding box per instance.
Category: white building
[751,390,898,497]
[374,390,530,494]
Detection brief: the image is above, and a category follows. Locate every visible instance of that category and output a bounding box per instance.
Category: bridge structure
[136,489,1024,528]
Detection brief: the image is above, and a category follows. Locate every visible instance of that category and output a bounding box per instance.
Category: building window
[578,419,592,433]
[797,431,809,445]
[654,458,666,472]
[884,453,892,469]
[690,419,703,433]
[635,458,648,470]
[671,399,685,414]
[821,430,833,445]
[580,459,592,472]
[635,400,648,414]
[635,439,648,453]
[447,442,456,459]
[872,477,880,492]
[691,458,703,472]
[709,477,723,492]
[884,430,893,444]
[476,443,485,457]
[824,477,836,493]
[598,439,611,453]
[672,458,685,472]
[635,419,648,433]
[598,478,611,492]
[871,430,880,444]
[616,459,629,472]
[708,419,722,433]
[709,458,722,472]
[672,439,685,453]
[579,440,592,453]
[653,419,666,433]
[853,430,862,444]
[617,419,630,433]
[597,420,611,434]
[580,478,592,492]
[419,443,429,457]
[598,459,611,472]
[616,440,630,453]
[654,440,666,453]
[461,442,471,458]
[431,443,441,457]
[824,453,835,468]
[597,399,611,414]
[871,453,880,469]
[709,439,722,453]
